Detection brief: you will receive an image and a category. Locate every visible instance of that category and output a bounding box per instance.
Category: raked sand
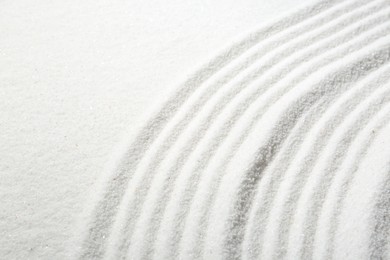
[2,0,390,259]
[73,0,390,259]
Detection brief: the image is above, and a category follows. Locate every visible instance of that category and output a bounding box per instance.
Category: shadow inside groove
[370,164,390,260]
[223,46,390,260]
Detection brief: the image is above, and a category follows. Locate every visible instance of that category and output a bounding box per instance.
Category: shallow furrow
[104,1,378,258]
[330,105,390,259]
[244,63,390,260]
[128,3,390,259]
[189,18,390,260]
[73,0,390,259]
[77,0,345,257]
[255,45,390,260]
[285,66,390,260]
[213,45,390,260]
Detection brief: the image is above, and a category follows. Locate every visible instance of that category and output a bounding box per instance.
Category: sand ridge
[74,0,390,259]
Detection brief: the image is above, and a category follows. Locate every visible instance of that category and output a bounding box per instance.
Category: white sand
[1,0,390,259]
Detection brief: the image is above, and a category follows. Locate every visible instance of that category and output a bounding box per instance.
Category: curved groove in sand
[126,4,390,260]
[244,63,390,260]
[219,45,390,260]
[75,0,390,259]
[172,11,390,260]
[330,105,390,259]
[101,0,362,258]
[285,67,390,260]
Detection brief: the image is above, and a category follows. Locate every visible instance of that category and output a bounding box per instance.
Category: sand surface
[1,0,389,259]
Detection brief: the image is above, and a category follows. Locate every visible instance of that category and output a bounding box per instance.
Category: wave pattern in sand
[75,0,390,259]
